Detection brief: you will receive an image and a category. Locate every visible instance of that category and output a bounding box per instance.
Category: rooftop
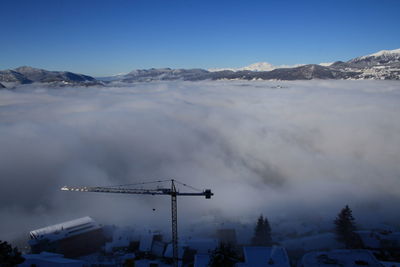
[29,216,101,241]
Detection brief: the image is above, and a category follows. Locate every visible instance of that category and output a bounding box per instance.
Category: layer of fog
[1,80,400,242]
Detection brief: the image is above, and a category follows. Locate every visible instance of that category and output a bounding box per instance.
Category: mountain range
[0,66,100,88]
[103,48,400,82]
[1,49,399,88]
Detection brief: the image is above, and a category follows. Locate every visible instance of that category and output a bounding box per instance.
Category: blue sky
[1,0,399,76]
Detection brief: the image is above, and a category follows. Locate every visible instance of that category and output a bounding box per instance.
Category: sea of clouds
[1,80,400,241]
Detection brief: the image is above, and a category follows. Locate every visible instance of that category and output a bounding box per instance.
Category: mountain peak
[208,62,304,72]
[14,66,42,72]
[367,48,400,57]
[355,48,400,60]
[241,62,275,71]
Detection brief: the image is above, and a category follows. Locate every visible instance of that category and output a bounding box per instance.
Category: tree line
[209,204,363,266]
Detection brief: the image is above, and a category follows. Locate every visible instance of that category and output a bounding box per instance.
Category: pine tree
[208,243,239,267]
[334,205,363,249]
[251,215,272,246]
[264,217,272,246]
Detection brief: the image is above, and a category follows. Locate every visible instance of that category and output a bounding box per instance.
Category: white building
[29,216,106,258]
[236,246,290,267]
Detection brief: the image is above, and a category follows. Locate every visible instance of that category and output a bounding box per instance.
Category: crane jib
[61,186,213,198]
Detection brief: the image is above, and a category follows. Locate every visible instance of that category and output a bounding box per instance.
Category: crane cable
[98,179,203,192]
[173,179,203,192]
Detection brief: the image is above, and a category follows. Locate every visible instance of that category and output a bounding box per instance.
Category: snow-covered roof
[240,246,290,267]
[164,243,186,259]
[29,216,101,241]
[19,252,85,266]
[135,259,180,267]
[357,231,381,249]
[300,249,383,267]
[381,261,400,267]
[358,230,400,249]
[194,254,211,267]
[151,241,166,257]
[139,232,154,252]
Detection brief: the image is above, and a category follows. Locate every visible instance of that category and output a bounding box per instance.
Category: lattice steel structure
[61,179,213,267]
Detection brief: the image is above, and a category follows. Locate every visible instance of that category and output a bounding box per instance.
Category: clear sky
[1,0,400,76]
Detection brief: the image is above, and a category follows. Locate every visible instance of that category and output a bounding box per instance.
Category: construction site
[7,179,399,267]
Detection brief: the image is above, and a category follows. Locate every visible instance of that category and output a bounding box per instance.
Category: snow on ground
[381,261,400,267]
[281,233,342,251]
[300,249,383,267]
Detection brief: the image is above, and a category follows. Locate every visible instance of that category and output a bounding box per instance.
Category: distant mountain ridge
[208,62,304,72]
[121,68,210,82]
[0,66,99,88]
[101,48,400,82]
[15,66,96,83]
[1,48,400,88]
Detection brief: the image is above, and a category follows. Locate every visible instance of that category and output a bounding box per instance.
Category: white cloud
[1,80,400,241]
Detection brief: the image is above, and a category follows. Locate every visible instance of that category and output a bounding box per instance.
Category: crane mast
[171,181,178,265]
[61,179,213,267]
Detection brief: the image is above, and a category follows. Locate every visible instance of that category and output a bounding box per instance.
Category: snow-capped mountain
[2,48,400,87]
[108,48,400,81]
[208,62,278,72]
[329,48,400,80]
[209,48,400,80]
[319,62,333,67]
[240,62,275,71]
[207,48,400,80]
[353,48,400,61]
[96,48,400,82]
[0,69,32,85]
[110,68,210,82]
[14,66,97,83]
[208,62,303,72]
[0,66,100,88]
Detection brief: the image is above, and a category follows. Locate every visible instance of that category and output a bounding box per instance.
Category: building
[183,238,218,254]
[299,249,384,267]
[133,259,172,267]
[357,230,400,250]
[194,254,211,267]
[180,238,218,266]
[18,252,85,267]
[236,246,291,267]
[29,216,106,258]
[104,226,139,254]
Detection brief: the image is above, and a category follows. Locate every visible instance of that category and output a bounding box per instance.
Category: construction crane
[61,179,213,267]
